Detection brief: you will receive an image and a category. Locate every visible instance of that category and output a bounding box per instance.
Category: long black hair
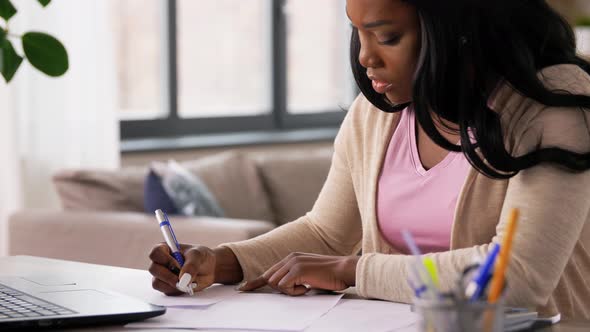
[350,0,590,179]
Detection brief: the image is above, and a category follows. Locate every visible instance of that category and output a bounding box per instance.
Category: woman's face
[346,0,421,104]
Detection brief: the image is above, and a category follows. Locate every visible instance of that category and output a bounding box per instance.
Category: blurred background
[0,0,589,258]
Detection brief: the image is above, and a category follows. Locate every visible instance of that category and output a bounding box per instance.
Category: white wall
[0,0,120,256]
[0,83,23,256]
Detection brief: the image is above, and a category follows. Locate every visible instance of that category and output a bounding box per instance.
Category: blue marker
[155,209,184,267]
[465,242,501,301]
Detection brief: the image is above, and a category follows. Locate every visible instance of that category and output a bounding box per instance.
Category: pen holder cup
[413,298,504,332]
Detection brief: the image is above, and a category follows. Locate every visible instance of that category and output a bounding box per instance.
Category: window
[177,0,272,118]
[114,0,164,120]
[285,0,356,114]
[117,0,355,140]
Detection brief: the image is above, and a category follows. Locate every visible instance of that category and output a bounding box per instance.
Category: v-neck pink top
[377,107,471,254]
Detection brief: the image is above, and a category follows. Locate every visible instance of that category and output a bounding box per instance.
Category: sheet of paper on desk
[148,284,237,307]
[127,292,344,331]
[305,299,418,332]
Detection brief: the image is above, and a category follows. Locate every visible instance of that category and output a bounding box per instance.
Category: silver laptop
[0,276,165,330]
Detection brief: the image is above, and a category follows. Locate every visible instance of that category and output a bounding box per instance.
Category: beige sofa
[8,149,332,270]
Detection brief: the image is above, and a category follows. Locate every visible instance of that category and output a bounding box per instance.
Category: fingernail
[190,282,198,289]
[177,273,192,291]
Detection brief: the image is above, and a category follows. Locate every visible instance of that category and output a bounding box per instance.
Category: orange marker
[488,208,519,303]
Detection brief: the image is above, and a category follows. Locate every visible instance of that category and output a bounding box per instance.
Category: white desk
[1,256,587,332]
[0,256,418,332]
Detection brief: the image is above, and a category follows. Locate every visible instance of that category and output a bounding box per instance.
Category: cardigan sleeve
[357,164,590,307]
[219,95,365,282]
[356,105,590,309]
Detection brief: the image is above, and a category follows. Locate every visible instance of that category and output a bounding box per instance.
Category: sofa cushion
[256,149,332,225]
[8,210,276,270]
[53,151,274,222]
[53,166,146,212]
[180,152,272,221]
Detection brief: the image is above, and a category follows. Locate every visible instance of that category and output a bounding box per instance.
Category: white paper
[148,284,237,307]
[305,299,418,332]
[127,292,344,331]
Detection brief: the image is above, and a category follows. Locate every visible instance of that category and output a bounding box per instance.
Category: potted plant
[0,0,68,83]
[575,16,590,56]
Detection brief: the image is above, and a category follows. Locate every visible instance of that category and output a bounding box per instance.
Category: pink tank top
[377,108,471,254]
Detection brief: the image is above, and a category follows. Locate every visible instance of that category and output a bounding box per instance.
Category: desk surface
[0,255,588,332]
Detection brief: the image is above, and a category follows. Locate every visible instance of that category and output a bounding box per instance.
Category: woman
[149,0,590,319]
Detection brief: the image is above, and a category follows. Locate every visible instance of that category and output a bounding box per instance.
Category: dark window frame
[120,0,349,140]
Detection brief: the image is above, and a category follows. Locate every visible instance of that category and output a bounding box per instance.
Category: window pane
[113,0,165,120]
[286,0,355,114]
[177,0,272,118]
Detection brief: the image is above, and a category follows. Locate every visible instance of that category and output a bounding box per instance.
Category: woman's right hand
[148,243,216,296]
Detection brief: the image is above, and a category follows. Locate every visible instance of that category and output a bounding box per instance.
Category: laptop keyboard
[0,283,76,319]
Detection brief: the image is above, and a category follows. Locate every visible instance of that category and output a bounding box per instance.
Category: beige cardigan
[222,64,590,319]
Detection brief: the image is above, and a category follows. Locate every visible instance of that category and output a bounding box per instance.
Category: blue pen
[464,242,501,301]
[155,209,185,267]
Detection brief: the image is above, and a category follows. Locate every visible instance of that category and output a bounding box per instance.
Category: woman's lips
[371,79,393,94]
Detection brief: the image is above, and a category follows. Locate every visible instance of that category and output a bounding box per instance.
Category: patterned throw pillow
[145,160,225,217]
[143,169,178,215]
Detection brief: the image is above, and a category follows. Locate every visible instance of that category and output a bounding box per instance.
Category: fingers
[270,260,313,296]
[194,274,215,292]
[240,253,312,294]
[149,243,181,271]
[268,262,294,287]
[277,269,311,296]
[239,254,293,291]
[149,243,216,295]
[148,261,180,289]
[240,264,310,296]
[238,275,267,291]
[149,243,185,294]
[239,271,310,296]
[178,243,195,252]
[178,249,203,288]
[177,246,216,294]
[152,277,183,296]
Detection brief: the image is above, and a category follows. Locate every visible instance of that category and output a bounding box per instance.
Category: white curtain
[0,0,120,256]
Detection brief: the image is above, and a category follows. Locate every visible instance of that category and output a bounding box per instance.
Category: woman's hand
[148,243,216,295]
[238,253,359,296]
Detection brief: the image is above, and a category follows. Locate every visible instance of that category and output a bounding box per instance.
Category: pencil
[488,208,519,303]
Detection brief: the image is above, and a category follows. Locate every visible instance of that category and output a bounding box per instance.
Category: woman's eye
[379,35,401,45]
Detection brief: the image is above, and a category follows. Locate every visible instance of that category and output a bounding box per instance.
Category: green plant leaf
[1,39,23,82]
[0,0,17,21]
[22,31,68,77]
[37,0,51,7]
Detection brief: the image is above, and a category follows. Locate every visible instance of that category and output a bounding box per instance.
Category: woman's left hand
[237,252,359,296]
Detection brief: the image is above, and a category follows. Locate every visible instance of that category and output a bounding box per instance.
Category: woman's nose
[358,38,383,69]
